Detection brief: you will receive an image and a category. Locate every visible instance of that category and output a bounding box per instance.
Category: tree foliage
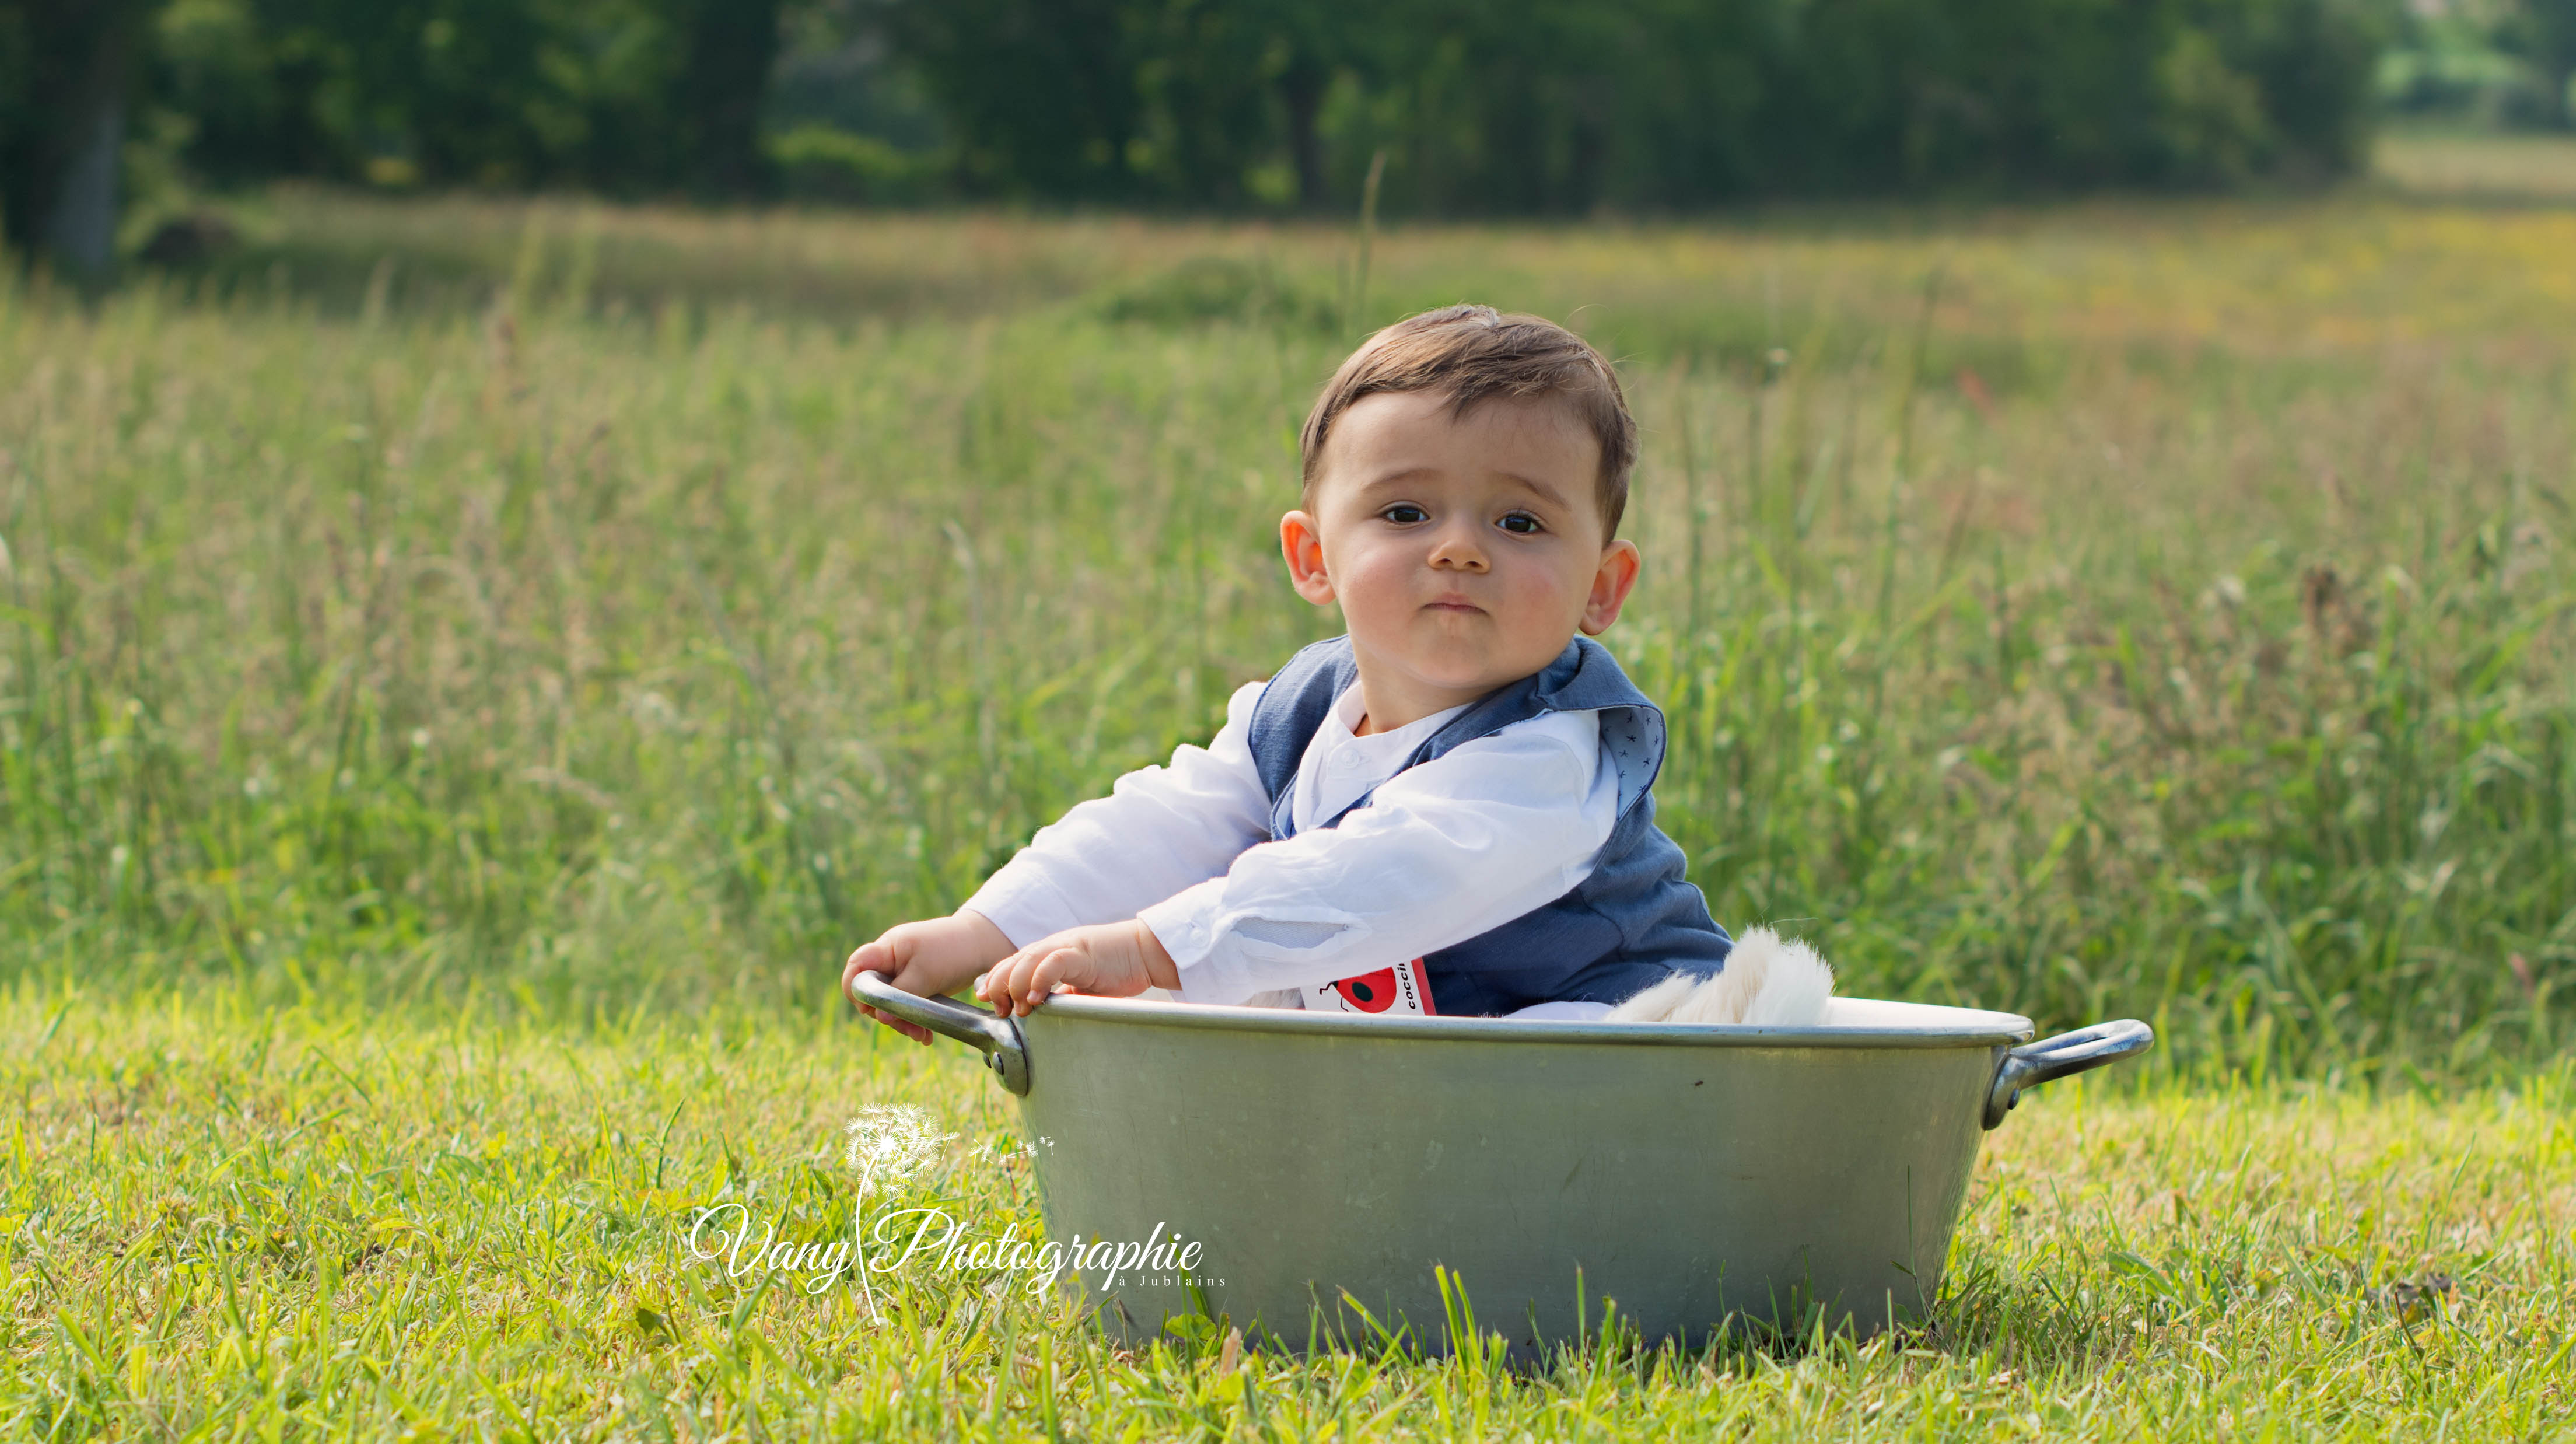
[2501,0,2576,127]
[142,0,779,194]
[880,0,2388,211]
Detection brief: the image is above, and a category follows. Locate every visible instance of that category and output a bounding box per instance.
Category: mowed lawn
[2,990,2568,1438]
[5,143,2576,1434]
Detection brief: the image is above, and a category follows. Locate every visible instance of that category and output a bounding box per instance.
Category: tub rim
[1026,992,2038,1050]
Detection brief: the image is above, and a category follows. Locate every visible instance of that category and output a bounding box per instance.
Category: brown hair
[1297,304,1639,536]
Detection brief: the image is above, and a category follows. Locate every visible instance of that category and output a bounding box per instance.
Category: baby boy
[844,304,1735,1032]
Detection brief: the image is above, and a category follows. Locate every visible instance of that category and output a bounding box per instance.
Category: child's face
[1282,390,1642,728]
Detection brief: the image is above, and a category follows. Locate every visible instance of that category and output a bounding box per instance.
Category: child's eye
[1497,512,1545,535]
[1380,504,1429,525]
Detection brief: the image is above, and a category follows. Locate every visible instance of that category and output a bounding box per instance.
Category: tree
[0,0,155,279]
[873,0,1147,198]
[173,0,796,195]
[2506,0,2576,128]
[677,0,785,194]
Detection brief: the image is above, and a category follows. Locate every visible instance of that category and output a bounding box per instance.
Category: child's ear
[1578,539,1642,636]
[1281,511,1336,606]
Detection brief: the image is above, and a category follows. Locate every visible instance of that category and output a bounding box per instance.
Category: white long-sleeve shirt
[962,676,1622,1019]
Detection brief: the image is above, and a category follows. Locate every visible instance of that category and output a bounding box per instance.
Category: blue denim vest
[1245,634,1732,1016]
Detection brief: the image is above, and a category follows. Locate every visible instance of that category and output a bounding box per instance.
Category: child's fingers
[989,952,1035,1014]
[975,957,1027,1012]
[975,953,1020,1011]
[975,942,1084,1017]
[869,1005,934,1045]
[999,956,1042,1016]
[843,936,898,990]
[1017,947,1085,1015]
[855,1004,934,1046]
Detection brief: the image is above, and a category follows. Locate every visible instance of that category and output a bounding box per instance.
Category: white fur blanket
[1604,927,1833,1027]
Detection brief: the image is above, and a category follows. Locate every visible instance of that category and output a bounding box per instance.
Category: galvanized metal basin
[849,974,2150,1354]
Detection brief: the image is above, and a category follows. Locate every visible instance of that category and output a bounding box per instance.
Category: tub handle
[847,970,1031,1096]
[1982,1019,2152,1129]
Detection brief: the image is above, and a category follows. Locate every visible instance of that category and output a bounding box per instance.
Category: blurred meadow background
[6,152,2576,1081]
[4,0,2573,1089]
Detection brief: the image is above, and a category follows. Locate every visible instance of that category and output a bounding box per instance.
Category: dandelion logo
[845,1105,952,1319]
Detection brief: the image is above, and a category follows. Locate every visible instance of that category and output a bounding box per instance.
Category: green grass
[6,172,2576,1435]
[1,987,2567,1438]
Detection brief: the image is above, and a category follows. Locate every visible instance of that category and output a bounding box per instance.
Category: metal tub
[850,973,2150,1354]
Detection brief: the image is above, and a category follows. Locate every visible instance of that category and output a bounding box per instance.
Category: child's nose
[1427,525,1489,572]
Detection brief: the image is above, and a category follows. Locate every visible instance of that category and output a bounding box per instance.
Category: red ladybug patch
[1333,969,1398,1012]
[1316,959,1433,1015]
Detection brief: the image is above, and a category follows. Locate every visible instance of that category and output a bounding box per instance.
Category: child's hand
[844,911,1016,1045]
[975,921,1181,1018]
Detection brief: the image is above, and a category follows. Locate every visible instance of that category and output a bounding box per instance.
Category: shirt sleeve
[962,680,1271,949]
[1138,709,1616,1005]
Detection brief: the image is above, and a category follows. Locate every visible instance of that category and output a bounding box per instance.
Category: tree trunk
[1279,54,1327,210]
[3,1,138,280]
[45,51,126,278]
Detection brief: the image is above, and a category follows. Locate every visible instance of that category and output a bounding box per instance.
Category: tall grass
[3,190,2574,1079]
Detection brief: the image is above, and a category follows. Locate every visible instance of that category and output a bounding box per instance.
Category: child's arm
[957,679,1272,946]
[845,680,1269,1040]
[1132,709,1617,1005]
